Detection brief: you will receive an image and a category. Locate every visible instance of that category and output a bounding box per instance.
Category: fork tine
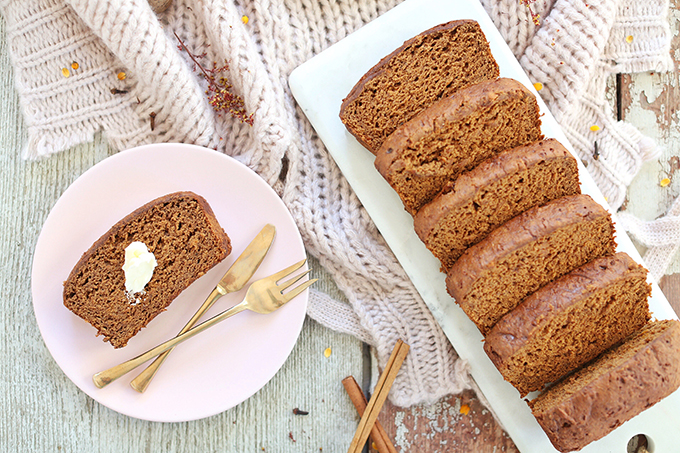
[267,258,307,282]
[278,269,312,291]
[281,278,318,302]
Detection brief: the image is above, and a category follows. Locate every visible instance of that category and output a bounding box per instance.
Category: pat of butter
[123,241,158,294]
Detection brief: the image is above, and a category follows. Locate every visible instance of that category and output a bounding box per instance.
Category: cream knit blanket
[1,0,673,407]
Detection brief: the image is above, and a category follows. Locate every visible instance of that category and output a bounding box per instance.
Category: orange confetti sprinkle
[242,15,249,24]
[117,72,127,80]
[324,347,332,358]
[533,82,543,91]
[626,35,634,44]
[460,404,470,415]
[661,178,671,187]
[590,125,601,132]
[61,67,70,77]
[71,62,79,70]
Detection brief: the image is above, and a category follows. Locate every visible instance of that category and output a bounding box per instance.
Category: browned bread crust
[63,191,232,348]
[446,194,616,335]
[529,320,680,452]
[484,252,651,397]
[339,19,499,154]
[414,139,580,271]
[375,78,543,215]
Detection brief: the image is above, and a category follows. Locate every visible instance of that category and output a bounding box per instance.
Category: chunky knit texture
[0,0,673,407]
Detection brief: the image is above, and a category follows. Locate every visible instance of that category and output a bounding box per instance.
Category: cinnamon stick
[342,376,397,453]
[347,340,409,453]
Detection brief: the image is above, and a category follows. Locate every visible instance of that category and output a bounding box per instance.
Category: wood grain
[618,0,680,313]
[372,390,518,453]
[659,274,680,317]
[618,1,680,224]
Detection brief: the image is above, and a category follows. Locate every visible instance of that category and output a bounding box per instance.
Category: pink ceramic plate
[32,143,307,422]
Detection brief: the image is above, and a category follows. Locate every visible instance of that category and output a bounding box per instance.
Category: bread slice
[414,139,580,271]
[446,194,616,335]
[63,191,232,348]
[375,78,543,215]
[340,19,499,154]
[484,252,651,397]
[529,319,680,452]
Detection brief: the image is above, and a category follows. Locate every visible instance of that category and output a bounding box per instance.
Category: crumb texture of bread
[62,191,232,348]
[446,194,616,335]
[529,320,680,452]
[484,252,651,397]
[339,19,499,154]
[375,78,543,215]
[414,139,580,271]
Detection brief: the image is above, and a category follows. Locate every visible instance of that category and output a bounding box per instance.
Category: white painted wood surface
[0,17,366,452]
[619,1,680,272]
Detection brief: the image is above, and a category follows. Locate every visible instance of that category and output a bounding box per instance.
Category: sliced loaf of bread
[340,20,499,154]
[529,319,680,453]
[414,139,580,271]
[63,191,232,348]
[446,194,616,335]
[484,252,651,397]
[375,77,543,215]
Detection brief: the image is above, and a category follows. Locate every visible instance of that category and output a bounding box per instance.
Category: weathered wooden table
[1,4,678,452]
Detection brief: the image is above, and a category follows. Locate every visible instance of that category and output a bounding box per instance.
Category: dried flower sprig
[520,0,541,26]
[174,32,254,126]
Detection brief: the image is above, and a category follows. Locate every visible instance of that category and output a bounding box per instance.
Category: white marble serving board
[288,0,680,451]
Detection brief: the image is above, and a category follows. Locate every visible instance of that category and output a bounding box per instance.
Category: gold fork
[92,259,316,389]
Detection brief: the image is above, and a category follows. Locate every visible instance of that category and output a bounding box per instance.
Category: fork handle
[93,300,248,389]
[129,287,224,393]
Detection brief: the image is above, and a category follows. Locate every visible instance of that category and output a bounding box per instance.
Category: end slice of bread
[529,320,680,452]
[340,19,499,154]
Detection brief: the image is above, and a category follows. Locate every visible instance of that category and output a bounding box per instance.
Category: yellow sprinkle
[371,442,378,450]
[324,347,332,358]
[242,15,249,24]
[460,404,470,415]
[661,178,671,187]
[61,67,70,77]
[626,35,634,44]
[71,62,79,70]
[533,82,543,91]
[117,72,126,80]
[590,125,601,132]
